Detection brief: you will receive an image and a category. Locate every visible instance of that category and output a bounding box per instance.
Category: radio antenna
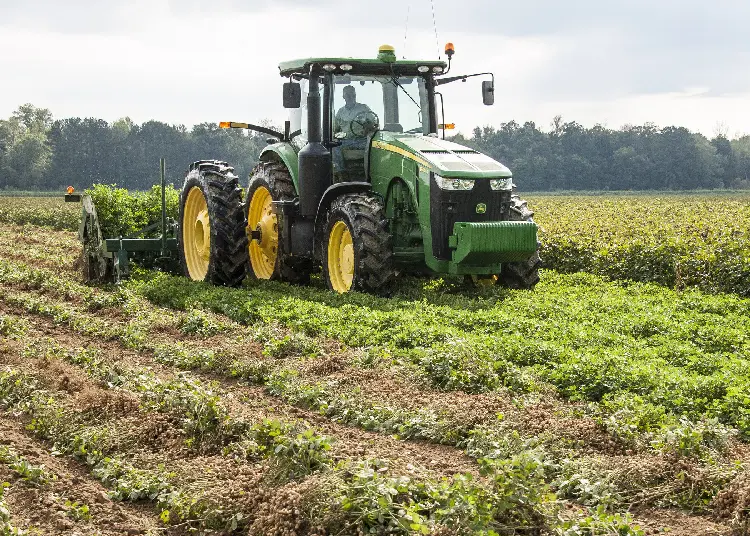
[430,0,440,58]
[402,4,411,59]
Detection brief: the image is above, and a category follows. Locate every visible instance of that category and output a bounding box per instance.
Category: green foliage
[531,195,750,296]
[86,183,179,238]
[250,419,332,480]
[267,372,464,445]
[555,505,644,536]
[595,394,670,448]
[0,197,79,231]
[179,307,228,337]
[336,458,534,535]
[0,446,55,486]
[0,104,53,190]
[0,315,28,340]
[136,372,245,448]
[555,461,621,510]
[63,500,91,521]
[650,417,735,458]
[124,268,750,440]
[93,457,173,501]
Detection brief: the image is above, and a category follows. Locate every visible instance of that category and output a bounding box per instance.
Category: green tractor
[179,44,540,293]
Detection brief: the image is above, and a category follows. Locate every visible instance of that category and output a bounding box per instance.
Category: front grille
[429,173,513,260]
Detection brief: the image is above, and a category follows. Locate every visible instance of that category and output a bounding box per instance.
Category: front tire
[498,195,541,289]
[178,160,247,287]
[323,194,394,294]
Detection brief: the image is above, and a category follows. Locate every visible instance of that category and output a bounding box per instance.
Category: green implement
[67,159,179,283]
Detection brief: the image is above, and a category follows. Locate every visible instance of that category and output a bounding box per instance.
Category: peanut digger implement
[69,44,541,293]
[65,160,179,283]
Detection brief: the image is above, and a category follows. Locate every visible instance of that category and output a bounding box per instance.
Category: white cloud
[0,0,748,137]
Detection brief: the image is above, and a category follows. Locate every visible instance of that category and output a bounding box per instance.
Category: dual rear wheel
[178,161,247,287]
[243,164,392,293]
[178,161,393,294]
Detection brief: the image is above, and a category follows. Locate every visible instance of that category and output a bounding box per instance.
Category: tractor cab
[279,46,446,182]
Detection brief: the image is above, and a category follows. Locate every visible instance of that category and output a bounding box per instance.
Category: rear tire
[498,195,541,289]
[245,162,311,284]
[178,160,247,287]
[323,194,394,294]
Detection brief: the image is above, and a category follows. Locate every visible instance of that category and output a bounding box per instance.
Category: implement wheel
[178,161,247,287]
[323,193,394,294]
[245,162,311,283]
[498,195,541,289]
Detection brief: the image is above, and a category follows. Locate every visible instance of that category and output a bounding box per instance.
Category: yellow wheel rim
[183,186,210,280]
[248,186,277,279]
[474,275,498,287]
[327,220,354,293]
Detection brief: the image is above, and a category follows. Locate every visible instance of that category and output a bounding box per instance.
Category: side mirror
[283,82,301,109]
[482,80,494,106]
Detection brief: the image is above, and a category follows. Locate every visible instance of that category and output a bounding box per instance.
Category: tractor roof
[278,47,447,77]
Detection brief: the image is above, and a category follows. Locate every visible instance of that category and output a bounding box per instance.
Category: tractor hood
[372,134,512,179]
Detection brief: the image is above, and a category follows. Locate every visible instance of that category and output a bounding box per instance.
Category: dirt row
[0,415,162,535]
[0,303,735,535]
[0,224,746,534]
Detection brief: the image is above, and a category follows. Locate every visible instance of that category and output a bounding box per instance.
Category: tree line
[454,117,750,191]
[0,104,267,191]
[1,104,749,192]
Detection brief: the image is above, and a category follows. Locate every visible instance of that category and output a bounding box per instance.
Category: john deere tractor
[178,44,540,293]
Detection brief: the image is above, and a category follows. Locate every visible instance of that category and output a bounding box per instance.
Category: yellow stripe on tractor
[371,140,431,168]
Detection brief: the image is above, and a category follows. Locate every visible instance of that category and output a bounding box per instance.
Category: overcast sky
[1,0,749,137]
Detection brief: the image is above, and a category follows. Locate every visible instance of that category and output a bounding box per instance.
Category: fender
[260,142,300,193]
[313,181,372,257]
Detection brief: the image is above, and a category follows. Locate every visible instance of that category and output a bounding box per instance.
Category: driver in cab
[334,85,372,136]
[333,85,372,178]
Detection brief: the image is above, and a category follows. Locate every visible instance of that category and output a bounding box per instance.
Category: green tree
[0,104,53,189]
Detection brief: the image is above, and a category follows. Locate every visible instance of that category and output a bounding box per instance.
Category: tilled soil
[0,415,161,535]
[0,224,743,535]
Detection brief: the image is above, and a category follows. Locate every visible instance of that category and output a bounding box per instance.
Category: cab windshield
[332,74,430,136]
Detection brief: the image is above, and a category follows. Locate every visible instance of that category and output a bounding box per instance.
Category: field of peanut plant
[0,193,748,535]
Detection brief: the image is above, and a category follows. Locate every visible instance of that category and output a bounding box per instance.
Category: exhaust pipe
[297,65,331,217]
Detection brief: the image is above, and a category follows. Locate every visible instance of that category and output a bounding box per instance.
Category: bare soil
[0,225,743,535]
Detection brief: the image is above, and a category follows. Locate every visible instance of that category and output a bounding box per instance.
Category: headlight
[435,175,474,190]
[490,178,513,190]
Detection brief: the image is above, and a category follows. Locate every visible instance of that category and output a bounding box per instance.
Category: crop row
[119,266,750,438]
[0,197,79,231]
[1,255,742,461]
[0,264,743,522]
[5,192,750,297]
[0,311,650,535]
[530,195,750,296]
[0,365,251,532]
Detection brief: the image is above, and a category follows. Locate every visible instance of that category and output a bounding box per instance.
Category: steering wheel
[350,110,379,138]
